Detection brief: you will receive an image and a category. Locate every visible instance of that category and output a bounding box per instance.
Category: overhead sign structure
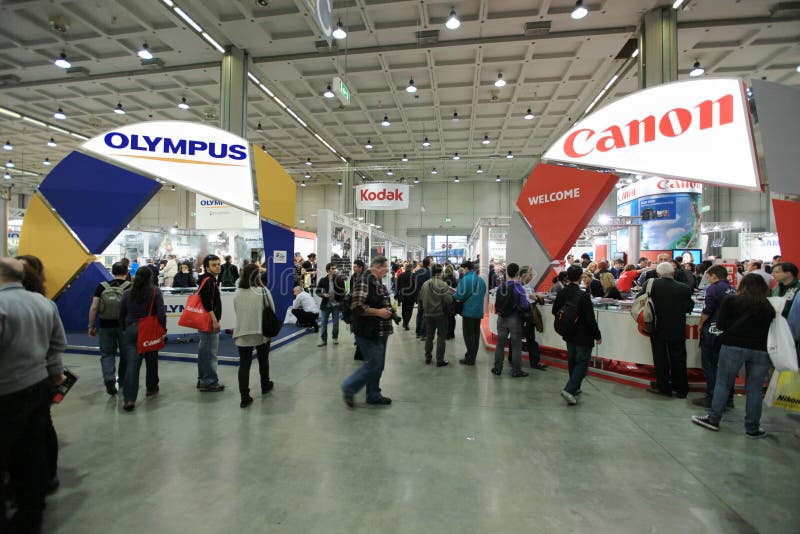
[543,78,761,191]
[82,121,256,213]
[355,183,409,210]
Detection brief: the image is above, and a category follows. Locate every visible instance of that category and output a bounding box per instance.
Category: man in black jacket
[413,258,432,339]
[316,263,345,346]
[647,261,695,398]
[196,254,224,392]
[553,265,602,405]
[394,261,416,330]
[350,260,366,360]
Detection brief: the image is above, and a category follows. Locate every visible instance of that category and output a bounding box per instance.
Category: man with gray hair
[0,257,67,532]
[647,261,695,398]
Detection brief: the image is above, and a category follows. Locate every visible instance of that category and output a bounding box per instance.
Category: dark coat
[395,270,416,302]
[650,277,695,341]
[552,284,602,347]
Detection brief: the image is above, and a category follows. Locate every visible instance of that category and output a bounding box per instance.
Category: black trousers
[462,316,482,364]
[447,315,456,338]
[1,380,50,531]
[400,298,415,327]
[523,320,541,367]
[292,309,319,327]
[650,338,688,395]
[237,342,271,395]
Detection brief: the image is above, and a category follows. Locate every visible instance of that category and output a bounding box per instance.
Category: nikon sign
[355,183,409,210]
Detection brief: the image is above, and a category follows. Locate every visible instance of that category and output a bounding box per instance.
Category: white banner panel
[82,121,255,212]
[544,78,761,191]
[355,183,409,210]
[195,195,259,229]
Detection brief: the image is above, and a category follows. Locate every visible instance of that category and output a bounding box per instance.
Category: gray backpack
[99,281,130,321]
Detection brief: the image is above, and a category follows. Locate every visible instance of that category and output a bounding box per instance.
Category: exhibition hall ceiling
[0,0,798,194]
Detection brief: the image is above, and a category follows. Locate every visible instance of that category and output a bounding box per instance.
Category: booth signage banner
[543,78,761,191]
[195,195,259,229]
[82,121,256,213]
[355,183,409,210]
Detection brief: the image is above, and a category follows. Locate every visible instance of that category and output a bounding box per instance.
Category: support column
[0,188,8,256]
[638,7,678,89]
[220,46,248,137]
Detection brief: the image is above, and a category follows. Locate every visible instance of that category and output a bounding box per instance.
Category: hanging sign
[543,78,761,191]
[355,183,409,210]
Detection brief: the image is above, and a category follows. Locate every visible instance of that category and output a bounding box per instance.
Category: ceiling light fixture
[422,137,431,148]
[387,169,394,176]
[431,167,438,174]
[171,184,176,191]
[571,0,588,20]
[506,150,514,159]
[3,141,11,151]
[495,73,506,87]
[406,78,417,93]
[452,153,460,160]
[47,138,57,147]
[476,165,484,174]
[365,139,373,149]
[672,0,686,8]
[452,111,459,122]
[332,20,347,40]
[53,108,66,120]
[305,158,312,166]
[796,64,800,73]
[401,154,409,162]
[114,102,126,115]
[454,176,460,183]
[54,52,71,69]
[256,122,262,130]
[304,171,311,179]
[689,60,705,77]
[42,157,51,166]
[495,175,501,182]
[631,48,639,59]
[6,160,14,168]
[445,8,461,30]
[413,177,419,184]
[524,108,534,120]
[3,172,10,180]
[337,179,343,187]
[137,42,153,60]
[381,115,391,127]
[178,97,190,109]
[323,85,335,98]
[482,134,490,145]
[300,180,307,187]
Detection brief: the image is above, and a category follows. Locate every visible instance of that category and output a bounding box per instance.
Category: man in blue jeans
[552,265,602,405]
[414,257,431,339]
[197,254,224,392]
[87,261,130,395]
[317,262,345,347]
[342,256,394,408]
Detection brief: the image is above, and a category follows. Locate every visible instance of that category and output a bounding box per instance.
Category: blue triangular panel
[38,151,162,253]
[56,262,112,331]
[261,219,295,320]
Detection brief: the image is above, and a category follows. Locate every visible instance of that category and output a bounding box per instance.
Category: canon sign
[544,78,761,191]
[355,183,410,210]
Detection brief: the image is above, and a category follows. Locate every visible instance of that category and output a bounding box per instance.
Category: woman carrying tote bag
[233,264,276,408]
[119,268,166,412]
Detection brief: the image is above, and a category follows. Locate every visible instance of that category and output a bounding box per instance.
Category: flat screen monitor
[673,248,702,264]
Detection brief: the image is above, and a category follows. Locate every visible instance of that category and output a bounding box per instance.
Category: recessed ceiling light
[506,150,514,159]
[571,0,588,20]
[137,42,153,60]
[452,153,460,160]
[689,60,705,77]
[495,72,506,87]
[431,167,438,174]
[381,115,391,127]
[445,8,461,30]
[332,20,347,40]
[401,154,409,162]
[47,138,57,147]
[524,108,534,120]
[305,158,312,166]
[476,165,484,174]
[323,85,335,98]
[54,52,71,69]
[53,108,66,120]
[178,97,190,110]
[42,157,51,166]
[406,79,417,93]
[482,134,490,145]
[365,139,373,149]
[422,137,431,148]
[114,102,126,115]
[3,141,11,151]
[796,64,800,73]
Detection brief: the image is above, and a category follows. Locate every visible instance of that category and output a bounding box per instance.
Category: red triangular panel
[773,199,800,264]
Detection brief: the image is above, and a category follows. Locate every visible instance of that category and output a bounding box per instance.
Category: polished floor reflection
[45,324,800,533]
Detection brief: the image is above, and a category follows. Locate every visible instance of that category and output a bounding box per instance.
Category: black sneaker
[436,360,449,367]
[511,370,529,378]
[491,367,502,376]
[531,363,548,370]
[261,381,274,394]
[366,396,392,405]
[240,395,254,408]
[746,429,767,438]
[458,359,474,366]
[425,356,432,364]
[317,341,327,347]
[199,383,225,392]
[343,393,355,408]
[145,387,159,397]
[691,415,720,431]
[105,380,118,395]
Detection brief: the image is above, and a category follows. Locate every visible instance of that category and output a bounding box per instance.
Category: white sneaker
[560,390,577,405]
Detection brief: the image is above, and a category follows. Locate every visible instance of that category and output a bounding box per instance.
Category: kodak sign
[355,183,410,210]
[543,78,761,191]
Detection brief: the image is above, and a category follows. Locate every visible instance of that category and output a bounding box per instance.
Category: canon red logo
[656,179,699,190]
[618,188,637,201]
[360,187,405,202]
[564,94,734,158]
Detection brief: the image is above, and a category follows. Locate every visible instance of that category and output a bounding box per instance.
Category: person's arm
[265,288,276,311]
[552,290,564,316]
[685,288,695,314]
[119,294,128,327]
[352,275,391,319]
[716,299,732,331]
[156,290,167,329]
[454,277,468,302]
[48,302,67,383]
[88,296,101,337]
[582,292,602,343]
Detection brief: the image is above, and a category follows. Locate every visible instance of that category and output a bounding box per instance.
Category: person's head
[180,263,190,274]
[566,265,583,283]
[111,261,128,278]
[293,285,303,296]
[422,257,430,268]
[147,258,155,265]
[597,260,609,271]
[580,271,593,286]
[294,252,303,261]
[519,266,534,284]
[17,255,46,295]
[239,263,263,289]
[444,264,455,277]
[624,264,637,272]
[461,260,473,272]
[656,262,675,278]
[308,253,316,261]
[773,262,798,284]
[674,255,683,265]
[566,254,574,263]
[121,257,131,267]
[505,262,520,279]
[370,255,389,278]
[431,264,443,277]
[557,271,569,283]
[353,259,365,275]
[326,262,336,276]
[224,255,232,264]
[738,272,770,300]
[203,254,221,275]
[580,253,591,262]
[0,257,25,284]
[657,253,671,264]
[748,260,762,271]
[773,255,781,263]
[130,265,154,304]
[706,265,728,283]
[599,272,616,292]
[586,261,598,273]
[614,259,625,269]
[638,257,648,267]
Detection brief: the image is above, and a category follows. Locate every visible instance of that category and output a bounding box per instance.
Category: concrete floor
[45,322,800,533]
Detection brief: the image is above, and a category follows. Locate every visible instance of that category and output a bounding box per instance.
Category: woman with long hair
[692,273,776,437]
[233,263,276,408]
[16,254,46,295]
[119,267,165,411]
[598,272,621,300]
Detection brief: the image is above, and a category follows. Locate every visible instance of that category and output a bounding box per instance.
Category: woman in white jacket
[161,255,179,287]
[233,263,276,408]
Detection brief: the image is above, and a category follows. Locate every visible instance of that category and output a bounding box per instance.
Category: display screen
[673,248,702,264]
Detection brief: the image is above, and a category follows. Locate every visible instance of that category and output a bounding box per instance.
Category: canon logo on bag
[185,305,205,314]
[143,339,162,347]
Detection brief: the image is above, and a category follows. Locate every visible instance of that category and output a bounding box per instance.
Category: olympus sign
[544,78,761,191]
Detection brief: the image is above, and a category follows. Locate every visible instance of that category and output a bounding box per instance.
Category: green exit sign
[444,216,452,223]
[701,205,711,213]
[333,76,351,106]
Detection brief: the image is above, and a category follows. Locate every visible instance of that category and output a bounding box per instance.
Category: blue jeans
[342,335,388,402]
[320,303,340,342]
[120,325,159,402]
[564,342,592,395]
[415,299,426,337]
[197,331,220,386]
[98,326,125,383]
[708,345,771,432]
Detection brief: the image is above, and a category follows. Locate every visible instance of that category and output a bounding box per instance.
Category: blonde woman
[581,270,603,298]
[598,272,622,299]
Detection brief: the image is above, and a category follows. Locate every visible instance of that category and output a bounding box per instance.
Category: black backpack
[494,283,517,318]
[220,264,236,286]
[340,294,353,324]
[554,290,583,339]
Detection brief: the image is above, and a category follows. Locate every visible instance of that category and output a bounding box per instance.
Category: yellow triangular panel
[18,194,95,300]
[252,144,296,227]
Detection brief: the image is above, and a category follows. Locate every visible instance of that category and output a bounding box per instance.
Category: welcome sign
[82,121,255,212]
[355,183,410,210]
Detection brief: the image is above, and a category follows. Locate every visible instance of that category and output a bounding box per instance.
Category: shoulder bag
[261,288,283,338]
[137,288,166,353]
[178,277,214,332]
[630,278,655,336]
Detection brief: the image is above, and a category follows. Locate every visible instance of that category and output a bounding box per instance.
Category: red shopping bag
[178,277,214,332]
[137,288,166,353]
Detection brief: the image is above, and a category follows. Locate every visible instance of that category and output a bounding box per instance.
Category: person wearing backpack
[552,265,602,405]
[219,255,239,288]
[88,262,131,395]
[491,263,529,378]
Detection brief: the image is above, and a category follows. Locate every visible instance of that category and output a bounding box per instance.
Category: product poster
[273,250,287,263]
